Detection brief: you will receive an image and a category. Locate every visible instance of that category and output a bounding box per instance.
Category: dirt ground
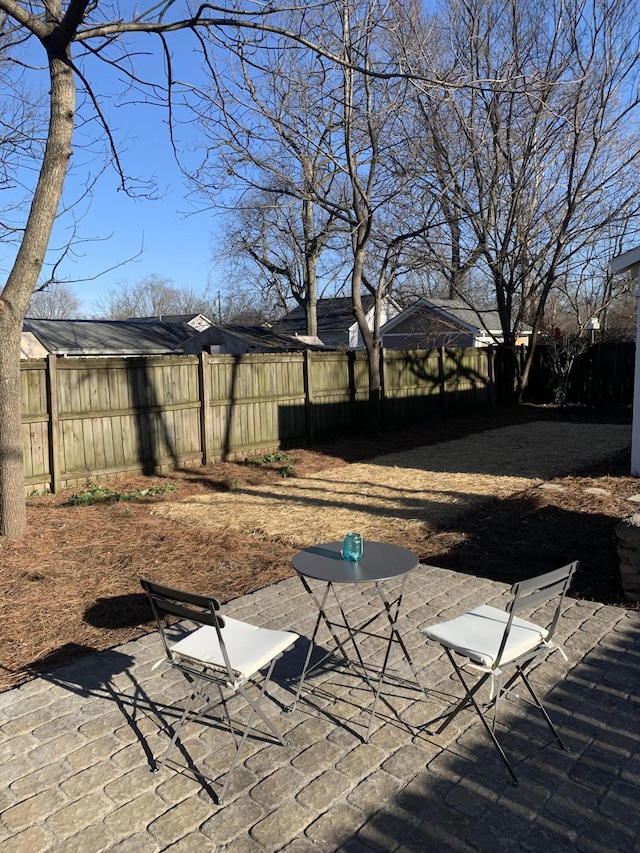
[1,404,636,693]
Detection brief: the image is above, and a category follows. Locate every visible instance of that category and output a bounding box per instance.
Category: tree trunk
[351,244,382,430]
[366,338,382,427]
[302,196,318,338]
[0,324,27,538]
[304,260,318,338]
[0,46,76,538]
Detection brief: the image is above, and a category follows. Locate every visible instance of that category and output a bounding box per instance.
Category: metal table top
[292,540,419,584]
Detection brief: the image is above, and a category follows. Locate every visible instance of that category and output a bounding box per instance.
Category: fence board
[526,341,635,407]
[20,361,50,490]
[19,346,523,492]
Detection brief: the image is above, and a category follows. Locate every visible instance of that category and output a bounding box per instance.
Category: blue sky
[68,34,228,315]
[53,129,224,316]
[3,30,229,316]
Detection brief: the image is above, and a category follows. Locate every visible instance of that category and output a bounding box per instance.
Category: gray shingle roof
[23,318,199,356]
[274,296,376,335]
[23,317,329,356]
[418,297,504,333]
[208,325,328,352]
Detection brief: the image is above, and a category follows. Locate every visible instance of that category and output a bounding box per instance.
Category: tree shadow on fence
[392,347,497,420]
[127,358,178,475]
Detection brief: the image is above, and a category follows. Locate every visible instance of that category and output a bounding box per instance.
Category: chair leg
[438,649,519,786]
[218,659,287,804]
[156,690,198,773]
[155,662,289,805]
[436,651,490,734]
[237,660,288,746]
[516,666,569,752]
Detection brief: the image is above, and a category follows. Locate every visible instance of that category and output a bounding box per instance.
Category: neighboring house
[21,331,49,359]
[22,317,211,357]
[380,297,532,349]
[21,316,328,358]
[203,324,328,354]
[274,295,402,349]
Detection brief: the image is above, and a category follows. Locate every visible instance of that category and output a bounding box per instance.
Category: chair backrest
[487,561,577,670]
[140,577,227,669]
[508,561,578,643]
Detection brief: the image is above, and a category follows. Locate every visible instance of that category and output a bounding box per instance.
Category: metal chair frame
[141,578,298,803]
[423,561,578,785]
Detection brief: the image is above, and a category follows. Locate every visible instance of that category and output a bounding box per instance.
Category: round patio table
[291,540,423,740]
[292,540,418,584]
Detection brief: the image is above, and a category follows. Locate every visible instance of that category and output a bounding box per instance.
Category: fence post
[198,352,212,465]
[46,354,61,494]
[487,346,496,408]
[438,347,448,418]
[303,350,314,444]
[379,347,387,428]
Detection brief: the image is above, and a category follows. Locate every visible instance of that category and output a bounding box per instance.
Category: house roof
[22,317,329,357]
[208,324,328,352]
[129,314,213,332]
[417,297,504,334]
[382,297,532,337]
[610,246,640,278]
[275,296,377,335]
[23,318,201,356]
[129,314,206,323]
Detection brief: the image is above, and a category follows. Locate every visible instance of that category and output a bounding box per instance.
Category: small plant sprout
[68,483,177,506]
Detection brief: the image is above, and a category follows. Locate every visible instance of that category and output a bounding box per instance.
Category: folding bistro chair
[141,578,299,803]
[422,562,577,785]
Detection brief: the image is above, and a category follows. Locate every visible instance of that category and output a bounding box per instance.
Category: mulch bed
[0,403,635,693]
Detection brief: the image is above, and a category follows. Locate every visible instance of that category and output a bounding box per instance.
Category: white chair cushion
[422,604,548,668]
[171,617,298,679]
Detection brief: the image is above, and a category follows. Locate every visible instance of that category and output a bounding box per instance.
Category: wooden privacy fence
[525,341,635,407]
[21,347,496,493]
[565,342,635,407]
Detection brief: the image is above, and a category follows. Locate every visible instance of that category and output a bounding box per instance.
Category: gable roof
[23,317,202,356]
[129,313,213,332]
[380,296,532,347]
[416,297,503,334]
[207,324,328,352]
[275,296,378,335]
[382,297,532,337]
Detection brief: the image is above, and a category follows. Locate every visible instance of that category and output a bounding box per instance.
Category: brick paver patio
[1,565,639,852]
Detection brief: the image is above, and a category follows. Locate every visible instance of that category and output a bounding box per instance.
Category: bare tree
[401,0,640,396]
[186,12,345,337]
[541,231,637,401]
[95,274,212,320]
[329,0,427,421]
[28,282,81,318]
[217,287,275,324]
[216,191,342,324]
[187,0,431,424]
[0,0,373,538]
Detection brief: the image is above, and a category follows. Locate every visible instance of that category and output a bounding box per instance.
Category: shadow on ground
[84,594,152,629]
[352,615,640,852]
[423,496,628,606]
